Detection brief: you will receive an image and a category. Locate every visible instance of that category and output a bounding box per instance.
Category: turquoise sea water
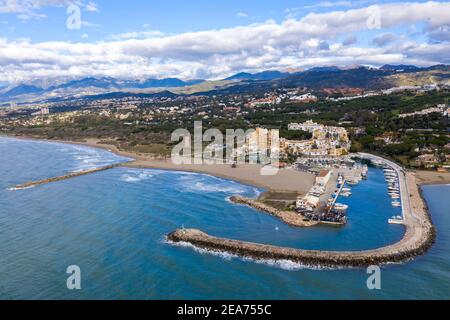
[0,136,449,299]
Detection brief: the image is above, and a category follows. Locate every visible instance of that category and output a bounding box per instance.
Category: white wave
[120,175,141,182]
[174,171,263,198]
[178,175,252,195]
[58,143,131,171]
[251,187,262,198]
[165,238,333,271]
[7,185,35,191]
[70,149,124,171]
[195,181,249,194]
[120,170,155,183]
[169,170,200,176]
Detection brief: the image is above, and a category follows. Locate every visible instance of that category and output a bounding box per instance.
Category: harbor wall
[169,172,436,268]
[167,221,434,268]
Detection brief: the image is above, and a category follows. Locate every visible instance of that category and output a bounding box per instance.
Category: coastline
[2,135,316,194]
[0,134,439,268]
[4,134,449,187]
[414,170,450,186]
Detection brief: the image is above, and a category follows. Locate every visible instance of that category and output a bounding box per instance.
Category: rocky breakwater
[229,195,318,227]
[9,163,125,190]
[168,173,435,268]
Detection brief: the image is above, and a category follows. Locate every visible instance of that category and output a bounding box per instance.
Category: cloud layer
[1,1,450,84]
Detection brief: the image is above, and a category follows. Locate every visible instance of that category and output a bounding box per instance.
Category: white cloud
[0,0,99,19]
[285,0,374,19]
[1,1,450,84]
[84,1,98,12]
[108,30,166,40]
[0,0,72,13]
[237,12,248,17]
[371,32,397,47]
[303,0,373,9]
[342,34,358,45]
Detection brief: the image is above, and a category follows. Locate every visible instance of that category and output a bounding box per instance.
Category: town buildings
[283,120,350,157]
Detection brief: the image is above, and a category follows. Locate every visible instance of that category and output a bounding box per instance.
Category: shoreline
[3,134,449,187]
[0,134,439,268]
[414,170,450,186]
[1,135,316,195]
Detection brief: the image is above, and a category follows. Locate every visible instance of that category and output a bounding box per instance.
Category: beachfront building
[302,194,320,207]
[316,170,331,185]
[283,120,350,157]
[245,127,280,163]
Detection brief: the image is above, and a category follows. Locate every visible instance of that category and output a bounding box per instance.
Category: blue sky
[1,0,403,42]
[0,0,449,84]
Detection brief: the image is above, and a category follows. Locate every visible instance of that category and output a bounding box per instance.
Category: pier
[327,178,346,214]
[9,163,125,190]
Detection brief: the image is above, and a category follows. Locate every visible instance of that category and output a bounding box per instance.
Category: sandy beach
[414,170,450,185]
[7,135,449,190]
[86,139,450,188]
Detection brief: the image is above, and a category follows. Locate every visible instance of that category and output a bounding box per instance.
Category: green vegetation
[2,89,449,167]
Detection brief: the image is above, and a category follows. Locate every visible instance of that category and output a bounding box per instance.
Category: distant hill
[1,84,44,99]
[200,65,450,95]
[0,77,205,102]
[49,76,205,90]
[383,67,450,87]
[42,90,179,103]
[224,70,290,81]
[380,64,421,72]
[51,77,121,90]
[277,67,392,89]
[82,90,178,100]
[137,78,204,88]
[1,64,449,103]
[307,66,342,72]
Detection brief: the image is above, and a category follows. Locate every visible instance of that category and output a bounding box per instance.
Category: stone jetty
[9,163,123,190]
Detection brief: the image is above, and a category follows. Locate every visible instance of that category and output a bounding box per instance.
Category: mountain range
[1,64,449,104]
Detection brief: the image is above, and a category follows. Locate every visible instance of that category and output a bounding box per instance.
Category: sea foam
[120,170,155,183]
[165,238,333,271]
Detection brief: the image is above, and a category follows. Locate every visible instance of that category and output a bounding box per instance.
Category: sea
[0,136,449,299]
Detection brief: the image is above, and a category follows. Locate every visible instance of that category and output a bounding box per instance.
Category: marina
[294,163,369,225]
[382,165,405,223]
